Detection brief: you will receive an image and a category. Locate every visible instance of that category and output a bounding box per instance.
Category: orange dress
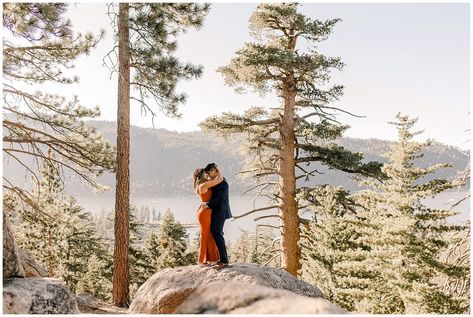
[197,189,220,264]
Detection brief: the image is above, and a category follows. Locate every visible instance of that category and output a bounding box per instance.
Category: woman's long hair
[192,168,207,192]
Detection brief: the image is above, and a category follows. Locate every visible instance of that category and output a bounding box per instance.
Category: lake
[75,190,470,243]
[75,194,279,243]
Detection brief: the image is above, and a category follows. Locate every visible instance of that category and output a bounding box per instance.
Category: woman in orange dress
[192,168,223,266]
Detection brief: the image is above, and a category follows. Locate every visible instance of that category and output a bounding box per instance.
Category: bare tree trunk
[279,86,300,277]
[113,3,130,307]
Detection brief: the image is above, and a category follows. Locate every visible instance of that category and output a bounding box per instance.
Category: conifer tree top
[218,3,343,97]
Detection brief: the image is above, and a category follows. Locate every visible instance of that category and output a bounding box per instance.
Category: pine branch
[3,150,41,189]
[4,148,100,189]
[263,252,282,266]
[259,237,282,257]
[298,217,312,226]
[3,180,53,220]
[243,182,279,195]
[258,224,281,229]
[232,205,280,220]
[254,214,282,222]
[3,120,105,167]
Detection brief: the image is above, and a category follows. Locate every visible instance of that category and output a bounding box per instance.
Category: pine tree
[187,233,200,264]
[14,152,112,299]
[90,206,154,300]
[139,209,195,281]
[231,226,280,266]
[128,209,154,299]
[435,224,470,312]
[231,229,251,263]
[250,226,280,266]
[113,3,132,307]
[76,254,113,302]
[144,232,162,269]
[154,209,194,269]
[299,185,376,312]
[3,3,115,212]
[57,196,111,294]
[15,151,66,276]
[302,113,468,313]
[107,3,210,306]
[200,3,384,276]
[355,114,467,314]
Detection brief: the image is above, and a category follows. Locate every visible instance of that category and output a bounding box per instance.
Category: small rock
[3,277,80,314]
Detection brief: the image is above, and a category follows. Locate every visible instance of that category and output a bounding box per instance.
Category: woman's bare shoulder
[198,181,213,194]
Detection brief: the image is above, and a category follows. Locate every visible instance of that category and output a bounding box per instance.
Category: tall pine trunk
[113,3,130,307]
[278,34,300,277]
[279,85,300,276]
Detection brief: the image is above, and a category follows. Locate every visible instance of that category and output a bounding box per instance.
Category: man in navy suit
[202,163,232,269]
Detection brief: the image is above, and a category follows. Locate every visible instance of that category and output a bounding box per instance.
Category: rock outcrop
[128,263,330,314]
[18,249,49,278]
[3,215,25,278]
[175,281,346,314]
[3,215,79,314]
[3,277,80,314]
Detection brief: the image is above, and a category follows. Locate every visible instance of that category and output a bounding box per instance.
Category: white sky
[39,3,470,149]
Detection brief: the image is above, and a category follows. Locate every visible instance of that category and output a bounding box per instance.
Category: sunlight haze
[56,3,469,149]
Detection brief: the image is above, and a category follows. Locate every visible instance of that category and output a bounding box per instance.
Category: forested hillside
[4,119,468,196]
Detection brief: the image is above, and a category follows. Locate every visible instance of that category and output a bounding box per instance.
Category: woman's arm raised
[198,170,223,194]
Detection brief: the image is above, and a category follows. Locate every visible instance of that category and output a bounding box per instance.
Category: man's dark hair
[204,163,218,172]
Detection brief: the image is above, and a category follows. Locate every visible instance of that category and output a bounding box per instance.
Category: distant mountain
[4,120,469,197]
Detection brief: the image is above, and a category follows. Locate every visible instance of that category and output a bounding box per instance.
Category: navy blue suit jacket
[207,178,232,220]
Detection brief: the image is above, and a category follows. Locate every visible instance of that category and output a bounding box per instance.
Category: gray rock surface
[176,281,346,314]
[3,277,80,314]
[128,263,324,314]
[3,215,25,278]
[18,249,48,278]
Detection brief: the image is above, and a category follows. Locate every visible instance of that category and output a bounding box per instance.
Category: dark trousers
[210,213,228,264]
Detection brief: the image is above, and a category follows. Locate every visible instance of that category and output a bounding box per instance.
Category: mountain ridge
[4,119,469,196]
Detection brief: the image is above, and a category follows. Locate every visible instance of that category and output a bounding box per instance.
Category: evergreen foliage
[301,114,469,313]
[128,210,155,298]
[200,3,384,275]
[76,254,113,301]
[144,209,195,271]
[3,3,116,212]
[231,226,280,266]
[231,229,252,263]
[13,153,111,299]
[105,3,210,123]
[436,225,470,311]
[108,3,209,306]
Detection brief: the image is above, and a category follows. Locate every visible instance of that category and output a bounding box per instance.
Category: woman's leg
[202,209,220,262]
[197,208,208,264]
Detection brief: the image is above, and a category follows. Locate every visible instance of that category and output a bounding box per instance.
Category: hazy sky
[47,3,469,149]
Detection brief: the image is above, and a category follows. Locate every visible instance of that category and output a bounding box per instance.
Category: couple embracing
[192,163,231,270]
